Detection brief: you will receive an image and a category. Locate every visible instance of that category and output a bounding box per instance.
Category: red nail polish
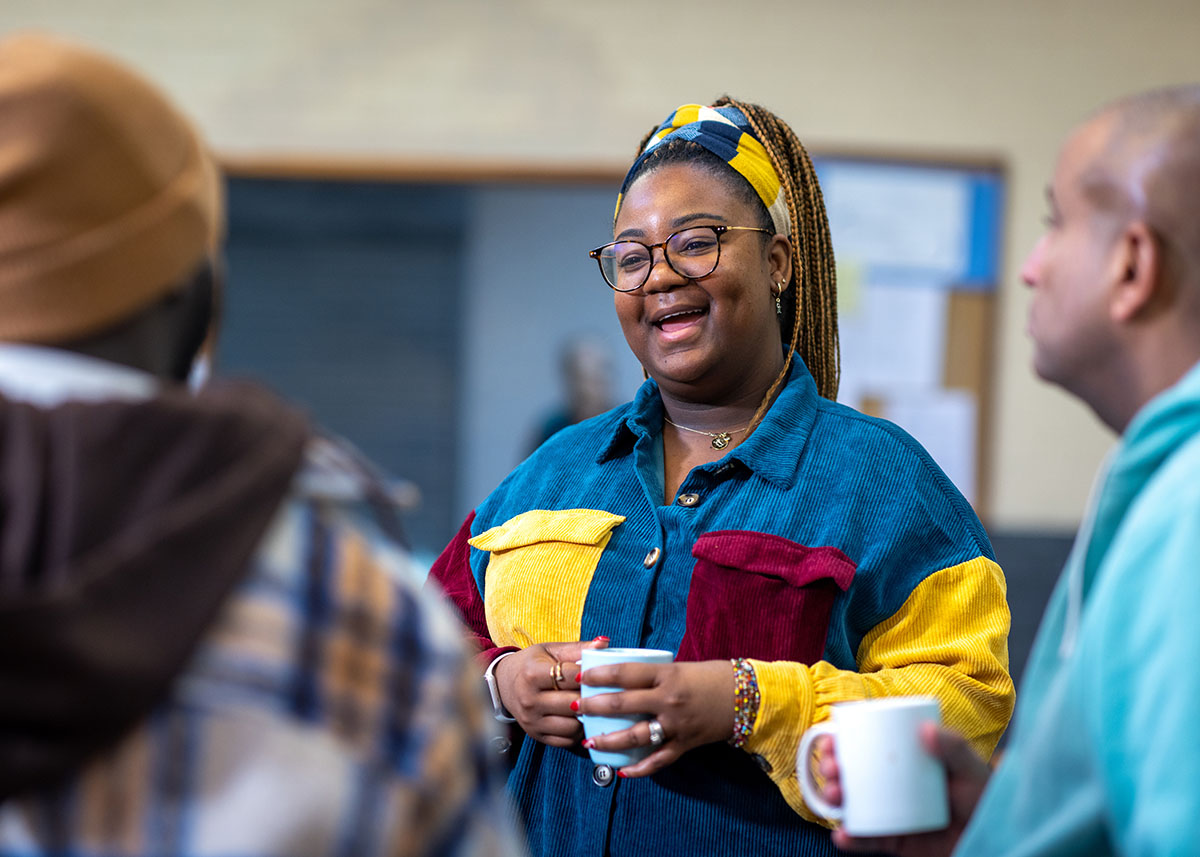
[570,699,580,712]
[582,738,594,748]
[574,672,582,683]
[595,636,610,642]
[617,770,628,778]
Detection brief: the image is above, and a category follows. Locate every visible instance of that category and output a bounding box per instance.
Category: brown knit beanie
[0,33,223,344]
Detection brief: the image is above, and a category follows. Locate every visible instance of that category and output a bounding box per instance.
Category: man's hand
[827,724,992,857]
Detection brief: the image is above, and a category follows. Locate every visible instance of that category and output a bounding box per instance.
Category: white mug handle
[796,721,843,823]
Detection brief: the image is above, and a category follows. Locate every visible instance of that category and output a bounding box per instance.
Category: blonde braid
[635,124,659,157]
[713,97,840,428]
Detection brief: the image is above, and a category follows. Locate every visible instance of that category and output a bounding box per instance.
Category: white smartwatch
[483,651,518,723]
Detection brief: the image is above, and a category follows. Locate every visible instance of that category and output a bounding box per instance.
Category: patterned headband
[616,104,791,238]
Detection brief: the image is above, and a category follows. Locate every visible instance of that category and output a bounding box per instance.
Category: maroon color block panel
[427,511,514,667]
[676,530,857,664]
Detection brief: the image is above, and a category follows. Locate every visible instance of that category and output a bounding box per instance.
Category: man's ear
[170,260,219,383]
[1110,220,1161,322]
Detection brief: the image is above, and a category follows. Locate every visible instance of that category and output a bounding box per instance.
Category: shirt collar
[596,359,821,488]
[595,378,659,463]
[0,343,158,407]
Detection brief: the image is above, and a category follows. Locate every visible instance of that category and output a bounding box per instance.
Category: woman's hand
[576,659,734,777]
[494,638,608,748]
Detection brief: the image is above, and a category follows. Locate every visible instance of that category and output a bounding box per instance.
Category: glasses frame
[588,225,774,292]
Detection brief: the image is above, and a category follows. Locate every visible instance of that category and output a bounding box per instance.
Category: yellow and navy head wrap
[616,103,791,238]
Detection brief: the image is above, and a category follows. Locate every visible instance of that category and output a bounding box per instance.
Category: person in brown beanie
[0,33,522,857]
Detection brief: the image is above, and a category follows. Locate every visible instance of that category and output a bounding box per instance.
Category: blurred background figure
[0,32,521,857]
[529,334,616,452]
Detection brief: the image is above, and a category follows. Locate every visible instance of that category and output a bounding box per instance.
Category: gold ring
[551,660,564,691]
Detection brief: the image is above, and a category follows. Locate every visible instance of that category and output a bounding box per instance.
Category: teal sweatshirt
[958,360,1200,855]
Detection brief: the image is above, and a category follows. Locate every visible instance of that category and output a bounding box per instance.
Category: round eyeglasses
[588,225,773,292]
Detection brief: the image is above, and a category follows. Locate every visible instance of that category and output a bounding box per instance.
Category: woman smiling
[431,98,1014,857]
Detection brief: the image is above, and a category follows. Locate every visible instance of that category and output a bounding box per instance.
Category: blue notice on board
[814,157,1003,291]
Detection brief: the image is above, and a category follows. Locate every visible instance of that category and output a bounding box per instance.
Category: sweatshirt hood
[0,381,308,799]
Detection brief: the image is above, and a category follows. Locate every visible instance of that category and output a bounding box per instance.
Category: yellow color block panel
[470,508,624,649]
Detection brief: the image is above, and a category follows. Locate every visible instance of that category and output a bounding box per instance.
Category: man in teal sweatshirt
[832,85,1200,856]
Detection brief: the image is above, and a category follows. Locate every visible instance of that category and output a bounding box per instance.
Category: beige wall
[5,0,1199,529]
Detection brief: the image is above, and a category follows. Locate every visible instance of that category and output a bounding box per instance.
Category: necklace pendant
[711,433,731,450]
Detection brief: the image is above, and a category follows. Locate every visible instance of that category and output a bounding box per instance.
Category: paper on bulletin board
[836,280,949,408]
[837,258,865,316]
[882,389,978,506]
[822,164,971,279]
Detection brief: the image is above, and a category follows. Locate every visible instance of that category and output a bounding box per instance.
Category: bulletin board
[811,151,1006,518]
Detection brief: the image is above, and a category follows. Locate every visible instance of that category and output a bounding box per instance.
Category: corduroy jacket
[433,359,1014,857]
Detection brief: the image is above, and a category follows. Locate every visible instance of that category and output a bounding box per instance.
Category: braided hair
[624,97,840,429]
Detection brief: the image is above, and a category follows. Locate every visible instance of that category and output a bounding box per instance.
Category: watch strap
[484,650,518,723]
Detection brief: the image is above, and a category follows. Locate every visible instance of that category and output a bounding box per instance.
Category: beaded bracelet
[728,657,761,749]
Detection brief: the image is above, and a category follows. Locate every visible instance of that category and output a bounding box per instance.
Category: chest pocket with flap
[470,508,625,648]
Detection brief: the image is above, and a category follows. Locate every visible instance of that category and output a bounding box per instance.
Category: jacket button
[643,547,661,568]
[677,493,700,507]
[592,764,615,787]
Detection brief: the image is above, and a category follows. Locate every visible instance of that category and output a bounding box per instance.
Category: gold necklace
[663,416,749,450]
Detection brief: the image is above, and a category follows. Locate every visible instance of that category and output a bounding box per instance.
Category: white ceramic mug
[796,696,949,836]
[579,647,674,768]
